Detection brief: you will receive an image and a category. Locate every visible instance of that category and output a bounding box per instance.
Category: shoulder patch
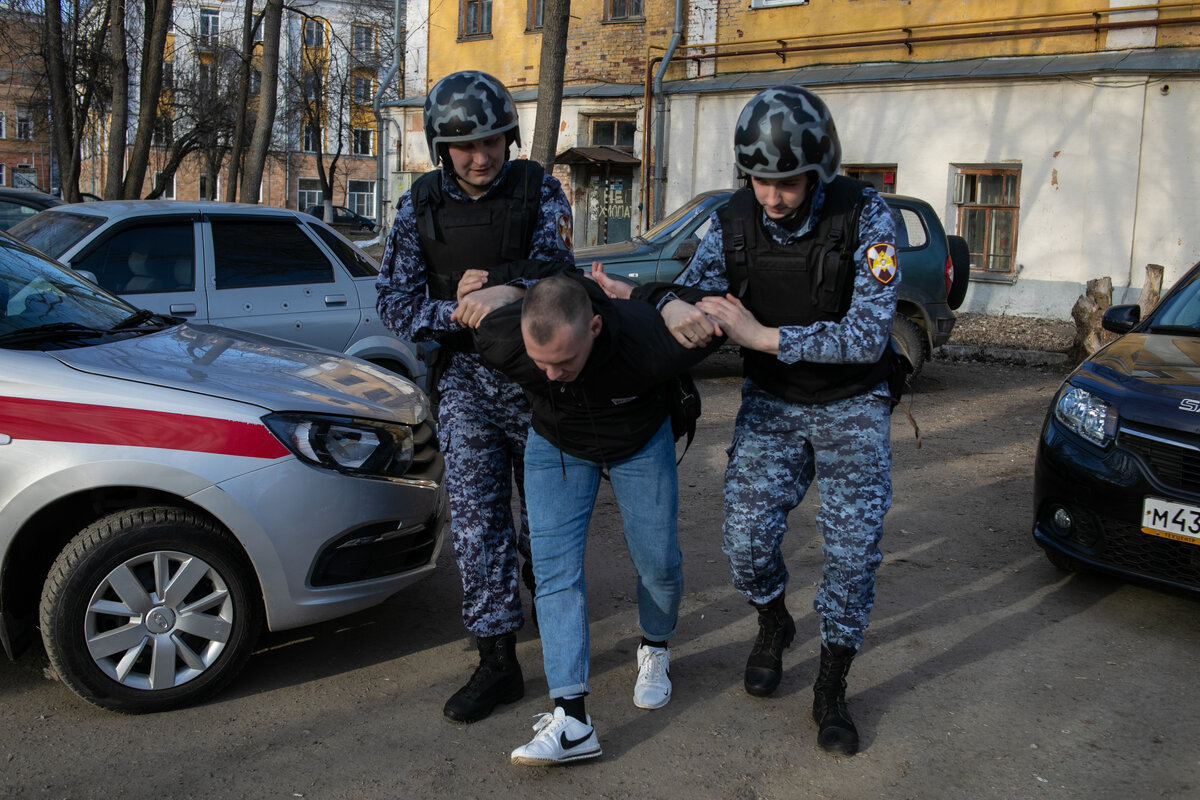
[867,243,897,284]
[557,213,573,251]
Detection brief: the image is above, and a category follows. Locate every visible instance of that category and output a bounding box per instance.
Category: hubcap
[83,550,234,691]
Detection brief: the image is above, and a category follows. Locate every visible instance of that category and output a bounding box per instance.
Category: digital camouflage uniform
[377,162,574,638]
[677,180,897,650]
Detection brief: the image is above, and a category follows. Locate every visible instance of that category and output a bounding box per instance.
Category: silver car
[0,232,445,712]
[9,200,430,389]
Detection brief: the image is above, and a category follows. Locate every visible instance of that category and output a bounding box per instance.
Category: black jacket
[475,277,721,463]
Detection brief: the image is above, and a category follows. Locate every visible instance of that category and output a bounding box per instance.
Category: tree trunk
[44,0,80,201]
[104,0,128,199]
[226,1,257,201]
[1070,276,1114,362]
[122,0,173,198]
[528,0,570,170]
[241,0,283,204]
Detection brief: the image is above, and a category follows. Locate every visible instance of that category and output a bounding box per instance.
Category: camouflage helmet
[733,86,841,182]
[423,70,521,165]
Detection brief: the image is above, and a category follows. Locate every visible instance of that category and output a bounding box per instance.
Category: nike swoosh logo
[560,729,593,750]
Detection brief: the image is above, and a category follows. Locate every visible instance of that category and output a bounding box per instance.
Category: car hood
[575,238,657,262]
[51,323,427,424]
[1080,332,1200,431]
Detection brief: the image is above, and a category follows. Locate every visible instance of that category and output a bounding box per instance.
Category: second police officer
[601,85,900,755]
[376,70,575,724]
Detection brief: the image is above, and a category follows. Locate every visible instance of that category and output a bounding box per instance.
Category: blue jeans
[524,420,683,699]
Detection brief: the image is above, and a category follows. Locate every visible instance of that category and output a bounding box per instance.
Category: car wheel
[890,315,927,381]
[39,507,263,713]
[946,235,971,310]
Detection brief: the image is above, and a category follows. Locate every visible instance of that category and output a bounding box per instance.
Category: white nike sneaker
[510,707,602,766]
[633,644,672,709]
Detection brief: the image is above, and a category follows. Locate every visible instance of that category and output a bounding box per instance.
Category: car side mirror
[673,239,698,262]
[1102,304,1140,334]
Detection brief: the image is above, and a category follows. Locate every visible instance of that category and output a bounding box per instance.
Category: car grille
[405,419,443,483]
[1119,426,1200,496]
[1092,515,1200,588]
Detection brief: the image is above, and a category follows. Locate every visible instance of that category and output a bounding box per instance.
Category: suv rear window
[9,211,106,259]
[211,218,334,288]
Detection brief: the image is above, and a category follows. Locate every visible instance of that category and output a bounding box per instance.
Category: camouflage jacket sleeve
[375,191,456,343]
[778,187,898,365]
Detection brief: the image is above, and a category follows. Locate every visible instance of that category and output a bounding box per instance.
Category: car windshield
[1148,269,1200,334]
[9,210,106,260]
[638,194,725,244]
[0,238,140,345]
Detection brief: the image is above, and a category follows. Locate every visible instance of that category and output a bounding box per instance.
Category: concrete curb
[933,344,1071,367]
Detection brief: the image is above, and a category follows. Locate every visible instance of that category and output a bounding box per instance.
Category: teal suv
[575,190,970,376]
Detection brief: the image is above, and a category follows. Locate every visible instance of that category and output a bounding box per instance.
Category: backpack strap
[718,187,758,298]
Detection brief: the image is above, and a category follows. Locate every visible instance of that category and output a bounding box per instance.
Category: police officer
[598,85,898,755]
[376,70,575,723]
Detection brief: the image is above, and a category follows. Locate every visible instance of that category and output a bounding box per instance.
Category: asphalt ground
[3,353,1198,799]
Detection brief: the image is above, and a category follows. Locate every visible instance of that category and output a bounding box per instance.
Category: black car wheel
[891,316,927,380]
[946,235,971,310]
[39,507,263,713]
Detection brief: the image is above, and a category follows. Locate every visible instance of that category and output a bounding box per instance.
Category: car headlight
[1054,385,1118,447]
[264,413,414,478]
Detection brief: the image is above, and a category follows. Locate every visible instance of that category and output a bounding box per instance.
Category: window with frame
[154,171,176,199]
[16,108,32,140]
[353,76,373,104]
[199,173,219,200]
[527,0,544,30]
[0,111,7,139]
[13,166,36,189]
[0,164,7,186]
[152,115,174,146]
[298,178,323,209]
[843,165,896,194]
[348,179,375,219]
[302,71,320,101]
[353,129,373,156]
[353,24,375,55]
[162,61,174,91]
[303,123,321,153]
[199,8,220,46]
[605,0,643,21]
[304,18,324,48]
[954,167,1020,274]
[460,0,492,38]
[249,68,261,96]
[590,118,636,149]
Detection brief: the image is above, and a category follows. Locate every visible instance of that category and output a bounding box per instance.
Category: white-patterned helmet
[423,71,521,164]
[733,86,841,182]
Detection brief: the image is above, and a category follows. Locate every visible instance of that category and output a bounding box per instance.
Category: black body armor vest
[718,176,892,404]
[411,160,545,352]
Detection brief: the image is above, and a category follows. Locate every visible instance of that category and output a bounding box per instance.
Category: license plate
[1142,497,1200,545]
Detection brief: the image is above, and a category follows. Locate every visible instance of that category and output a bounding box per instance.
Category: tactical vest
[411,160,545,352]
[718,176,892,404]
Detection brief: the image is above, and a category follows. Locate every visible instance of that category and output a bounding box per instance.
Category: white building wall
[667,74,1200,320]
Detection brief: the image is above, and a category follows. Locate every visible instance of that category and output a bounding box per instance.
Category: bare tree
[225,2,261,201]
[103,0,128,198]
[120,0,172,198]
[240,0,283,202]
[529,0,570,170]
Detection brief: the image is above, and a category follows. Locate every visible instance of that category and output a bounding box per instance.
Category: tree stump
[1138,264,1164,318]
[1070,276,1113,362]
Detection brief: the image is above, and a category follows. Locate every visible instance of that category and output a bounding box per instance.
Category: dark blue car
[1034,262,1200,593]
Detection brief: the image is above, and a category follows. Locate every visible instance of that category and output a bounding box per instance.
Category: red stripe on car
[0,397,289,459]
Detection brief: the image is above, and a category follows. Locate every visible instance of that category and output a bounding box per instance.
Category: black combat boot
[812,642,859,755]
[443,633,524,723]
[743,594,796,696]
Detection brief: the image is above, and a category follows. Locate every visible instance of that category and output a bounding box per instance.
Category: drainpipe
[374,0,404,227]
[651,0,684,224]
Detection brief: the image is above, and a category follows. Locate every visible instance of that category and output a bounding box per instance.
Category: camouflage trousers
[437,369,533,638]
[723,380,892,650]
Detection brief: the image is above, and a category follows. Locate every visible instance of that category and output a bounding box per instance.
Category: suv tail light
[945,254,953,296]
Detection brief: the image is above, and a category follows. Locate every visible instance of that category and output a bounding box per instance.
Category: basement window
[954,166,1021,275]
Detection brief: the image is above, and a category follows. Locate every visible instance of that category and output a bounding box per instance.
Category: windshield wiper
[1148,324,1200,336]
[109,308,175,331]
[0,322,113,346]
